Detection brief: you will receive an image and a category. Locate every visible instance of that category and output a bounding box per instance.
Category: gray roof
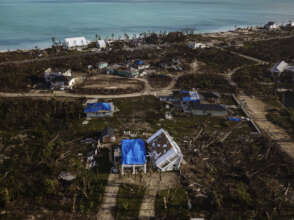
[190,103,227,111]
[101,127,115,137]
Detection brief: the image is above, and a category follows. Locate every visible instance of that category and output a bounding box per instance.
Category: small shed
[101,127,116,143]
[121,139,147,174]
[187,41,207,49]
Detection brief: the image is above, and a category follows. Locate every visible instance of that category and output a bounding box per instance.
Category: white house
[64,37,89,49]
[97,40,107,49]
[270,61,294,77]
[147,129,183,172]
[264,22,279,30]
[187,41,207,49]
[287,20,294,27]
[270,61,289,75]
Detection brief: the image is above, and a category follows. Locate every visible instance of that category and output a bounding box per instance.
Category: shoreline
[0,21,292,53]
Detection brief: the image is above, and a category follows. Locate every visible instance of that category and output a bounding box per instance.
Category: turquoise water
[1,0,294,50]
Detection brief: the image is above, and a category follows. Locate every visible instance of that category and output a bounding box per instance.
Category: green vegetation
[155,188,190,220]
[115,184,145,219]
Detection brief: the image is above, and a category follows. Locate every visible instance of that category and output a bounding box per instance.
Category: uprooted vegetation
[266,108,294,137]
[147,74,172,89]
[175,73,236,93]
[232,64,275,96]
[0,47,82,63]
[155,188,190,220]
[1,94,294,219]
[165,45,254,73]
[180,126,294,219]
[115,184,145,219]
[234,36,294,62]
[0,98,113,219]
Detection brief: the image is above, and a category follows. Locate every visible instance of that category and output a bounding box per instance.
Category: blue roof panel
[121,139,146,165]
[84,102,111,113]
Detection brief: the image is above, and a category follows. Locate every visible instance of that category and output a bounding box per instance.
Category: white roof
[58,171,76,181]
[97,40,106,48]
[64,37,88,48]
[271,61,289,73]
[147,128,183,170]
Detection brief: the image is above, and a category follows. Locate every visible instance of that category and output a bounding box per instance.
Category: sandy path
[238,95,294,158]
[96,174,120,220]
[139,188,157,219]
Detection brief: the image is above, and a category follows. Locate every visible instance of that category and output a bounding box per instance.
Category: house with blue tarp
[121,139,147,174]
[84,102,114,118]
[181,91,200,103]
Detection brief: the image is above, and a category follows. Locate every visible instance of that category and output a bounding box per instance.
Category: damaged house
[147,129,183,172]
[270,61,294,82]
[44,68,82,90]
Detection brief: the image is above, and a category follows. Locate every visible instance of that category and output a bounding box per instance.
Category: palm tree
[51,37,56,46]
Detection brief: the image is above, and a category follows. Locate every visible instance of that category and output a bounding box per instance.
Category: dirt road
[97,174,120,220]
[238,95,294,158]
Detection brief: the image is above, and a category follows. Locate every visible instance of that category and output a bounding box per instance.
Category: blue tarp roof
[136,60,144,65]
[182,96,200,103]
[182,91,200,103]
[121,139,146,165]
[228,117,241,122]
[84,102,111,113]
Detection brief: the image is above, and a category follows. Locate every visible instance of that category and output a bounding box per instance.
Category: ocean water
[0,0,294,50]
